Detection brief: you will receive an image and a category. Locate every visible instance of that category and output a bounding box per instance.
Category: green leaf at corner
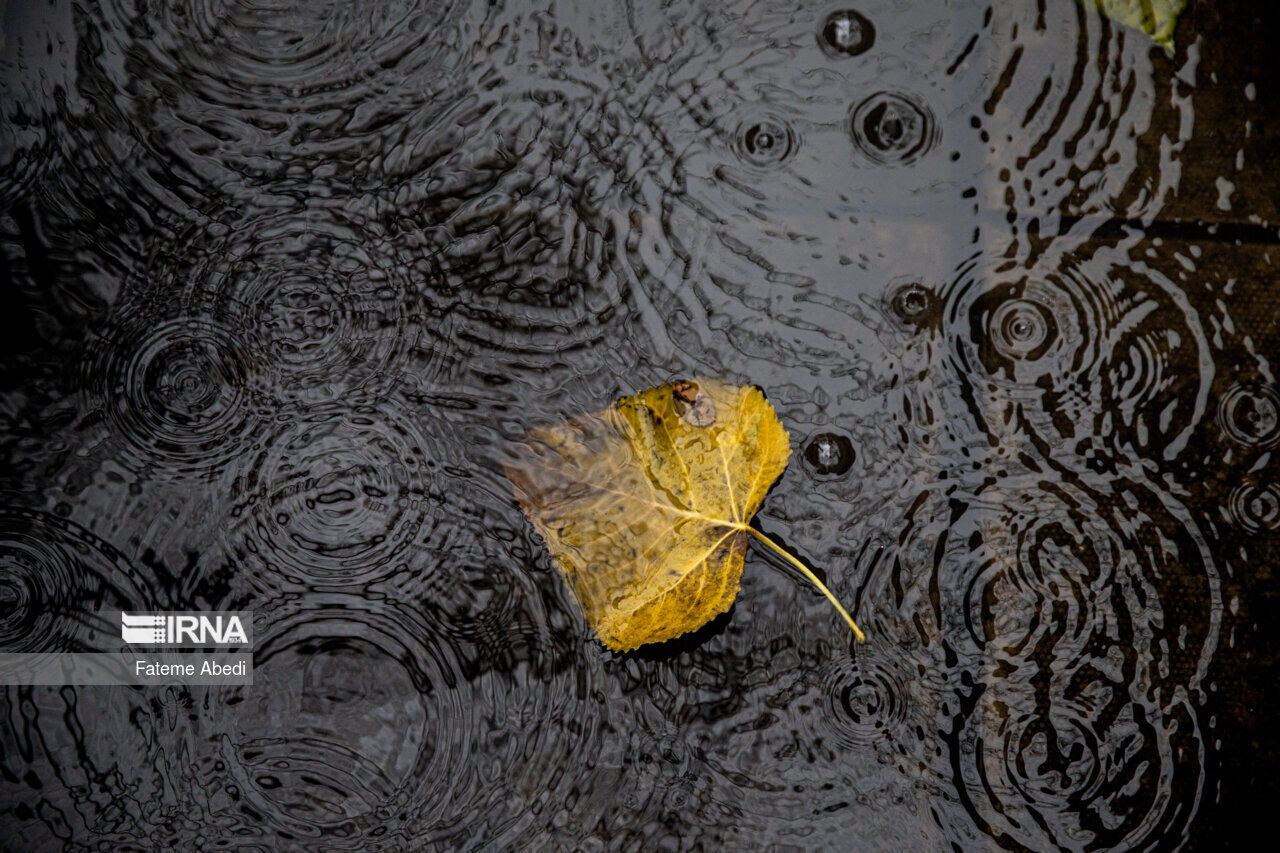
[1079,0,1187,49]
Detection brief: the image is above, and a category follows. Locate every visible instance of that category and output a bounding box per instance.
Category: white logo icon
[121,612,166,644]
[120,612,249,646]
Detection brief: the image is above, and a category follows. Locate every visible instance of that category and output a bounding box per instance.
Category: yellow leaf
[1079,0,1186,49]
[505,377,864,651]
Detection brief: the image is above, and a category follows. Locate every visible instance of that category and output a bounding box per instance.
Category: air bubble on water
[818,9,875,58]
[888,280,939,327]
[803,432,855,476]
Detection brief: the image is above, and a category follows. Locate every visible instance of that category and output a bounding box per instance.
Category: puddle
[2,1,1274,849]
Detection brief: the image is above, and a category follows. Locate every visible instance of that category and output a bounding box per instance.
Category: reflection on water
[1,0,1272,849]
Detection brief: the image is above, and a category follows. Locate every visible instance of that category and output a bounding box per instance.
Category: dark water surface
[2,1,1278,849]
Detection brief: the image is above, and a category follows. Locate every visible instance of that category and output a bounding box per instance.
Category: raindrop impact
[1217,384,1280,448]
[850,92,937,165]
[989,298,1055,361]
[1230,481,1280,533]
[735,115,797,168]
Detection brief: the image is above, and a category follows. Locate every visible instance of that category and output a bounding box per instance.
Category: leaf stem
[743,526,866,642]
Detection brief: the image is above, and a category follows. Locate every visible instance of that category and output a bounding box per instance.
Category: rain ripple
[225,399,448,589]
[79,0,473,195]
[945,240,1212,466]
[856,474,1219,851]
[79,311,266,480]
[0,504,161,652]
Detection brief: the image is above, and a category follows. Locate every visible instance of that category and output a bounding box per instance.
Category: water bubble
[803,432,855,476]
[672,380,717,427]
[850,92,937,165]
[1217,384,1280,448]
[818,9,876,58]
[734,115,797,168]
[888,280,939,328]
[0,2,1237,849]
